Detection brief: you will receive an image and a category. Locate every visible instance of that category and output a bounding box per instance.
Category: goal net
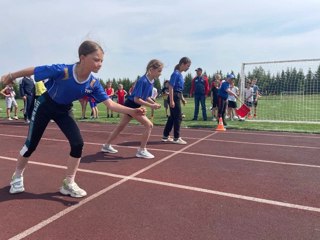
[240,59,320,123]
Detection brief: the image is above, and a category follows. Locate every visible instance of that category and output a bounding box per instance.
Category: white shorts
[6,97,18,108]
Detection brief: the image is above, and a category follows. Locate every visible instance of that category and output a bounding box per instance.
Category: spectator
[1,83,19,120]
[161,80,170,118]
[79,96,89,119]
[190,68,209,121]
[251,78,260,118]
[115,83,127,117]
[105,81,115,117]
[88,96,99,119]
[217,74,238,126]
[35,80,47,100]
[210,79,219,121]
[20,75,35,123]
[226,79,239,120]
[244,80,254,119]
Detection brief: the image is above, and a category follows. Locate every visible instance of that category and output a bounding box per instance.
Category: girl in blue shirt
[162,57,191,144]
[102,59,162,159]
[1,40,145,198]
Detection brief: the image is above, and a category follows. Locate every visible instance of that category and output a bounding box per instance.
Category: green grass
[1,98,319,134]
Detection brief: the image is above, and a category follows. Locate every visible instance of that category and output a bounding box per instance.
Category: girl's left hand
[152,103,161,109]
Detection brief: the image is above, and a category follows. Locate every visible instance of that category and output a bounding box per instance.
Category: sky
[1,0,320,83]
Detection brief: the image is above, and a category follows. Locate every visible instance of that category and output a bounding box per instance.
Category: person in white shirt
[244,81,254,119]
[1,83,19,120]
[226,79,239,120]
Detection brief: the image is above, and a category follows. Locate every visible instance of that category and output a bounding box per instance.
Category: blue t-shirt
[169,70,184,92]
[34,64,109,104]
[128,75,153,102]
[218,81,230,100]
[253,84,260,100]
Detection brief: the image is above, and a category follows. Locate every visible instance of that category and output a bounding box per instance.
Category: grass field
[1,98,319,134]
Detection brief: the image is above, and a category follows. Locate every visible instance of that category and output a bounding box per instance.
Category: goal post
[240,58,320,123]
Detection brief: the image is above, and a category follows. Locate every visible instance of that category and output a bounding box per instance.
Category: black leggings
[20,92,83,158]
[217,96,228,121]
[163,92,182,139]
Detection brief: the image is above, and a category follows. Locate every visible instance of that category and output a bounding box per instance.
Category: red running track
[0,120,320,240]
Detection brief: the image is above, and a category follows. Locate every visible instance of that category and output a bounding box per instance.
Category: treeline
[245,65,320,95]
[4,64,318,99]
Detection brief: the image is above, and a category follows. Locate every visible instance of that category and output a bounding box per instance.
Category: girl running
[1,40,145,198]
[101,59,162,159]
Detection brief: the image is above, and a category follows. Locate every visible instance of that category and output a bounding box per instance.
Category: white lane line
[0,132,318,151]
[131,177,320,213]
[1,137,320,170]
[204,139,320,150]
[4,154,320,222]
[8,132,217,240]
[1,123,320,139]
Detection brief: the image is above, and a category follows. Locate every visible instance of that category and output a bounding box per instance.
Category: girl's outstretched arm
[103,99,146,117]
[1,67,35,85]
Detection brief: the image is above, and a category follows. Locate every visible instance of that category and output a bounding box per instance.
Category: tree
[153,78,161,93]
[183,73,192,97]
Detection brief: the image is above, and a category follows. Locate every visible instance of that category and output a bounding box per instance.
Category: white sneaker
[59,179,87,198]
[13,116,19,120]
[101,144,118,153]
[10,175,25,194]
[233,116,239,120]
[161,136,173,142]
[173,137,187,145]
[8,117,13,121]
[136,149,155,159]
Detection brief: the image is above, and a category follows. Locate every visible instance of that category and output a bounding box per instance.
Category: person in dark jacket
[190,68,209,121]
[20,76,35,123]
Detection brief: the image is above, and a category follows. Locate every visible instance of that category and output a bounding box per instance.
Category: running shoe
[161,136,174,142]
[101,144,118,153]
[10,175,25,194]
[136,149,155,159]
[59,179,87,198]
[173,137,187,145]
[13,116,19,120]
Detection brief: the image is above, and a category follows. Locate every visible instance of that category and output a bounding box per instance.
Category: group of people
[0,75,38,123]
[188,68,260,126]
[79,81,128,119]
[0,40,191,198]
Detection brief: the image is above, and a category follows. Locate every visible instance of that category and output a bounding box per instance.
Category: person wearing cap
[190,68,209,121]
[217,74,239,126]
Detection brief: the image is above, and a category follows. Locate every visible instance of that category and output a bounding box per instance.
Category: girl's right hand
[170,102,175,108]
[135,107,146,116]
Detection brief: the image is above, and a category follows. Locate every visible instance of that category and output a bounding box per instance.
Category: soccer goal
[240,58,320,123]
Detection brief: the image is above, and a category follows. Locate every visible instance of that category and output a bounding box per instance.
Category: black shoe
[192,118,197,121]
[203,118,207,121]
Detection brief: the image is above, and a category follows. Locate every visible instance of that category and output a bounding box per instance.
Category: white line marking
[2,123,320,139]
[0,132,318,151]
[8,132,217,240]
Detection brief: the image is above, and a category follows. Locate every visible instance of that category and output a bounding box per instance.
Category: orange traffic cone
[215,117,226,131]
